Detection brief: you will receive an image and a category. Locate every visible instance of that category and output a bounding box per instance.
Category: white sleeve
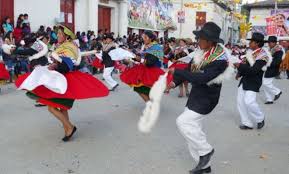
[2,44,12,55]
[74,49,82,66]
[50,52,62,63]
[29,40,48,61]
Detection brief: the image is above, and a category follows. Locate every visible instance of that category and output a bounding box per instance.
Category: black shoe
[239,125,253,130]
[257,120,265,129]
[274,92,282,101]
[62,126,77,142]
[264,101,274,105]
[192,149,214,172]
[35,103,46,107]
[190,167,211,174]
[109,84,119,91]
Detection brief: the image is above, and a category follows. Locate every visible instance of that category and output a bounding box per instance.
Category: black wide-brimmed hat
[23,33,37,46]
[266,36,278,43]
[193,22,222,43]
[103,34,114,41]
[247,32,265,43]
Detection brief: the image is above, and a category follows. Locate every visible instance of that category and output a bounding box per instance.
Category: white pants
[176,108,213,162]
[103,67,118,88]
[237,85,264,127]
[262,77,281,102]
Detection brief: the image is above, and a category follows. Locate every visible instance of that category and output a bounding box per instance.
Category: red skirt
[92,57,104,69]
[15,71,109,109]
[0,63,9,80]
[167,63,188,84]
[120,64,164,88]
[163,57,169,64]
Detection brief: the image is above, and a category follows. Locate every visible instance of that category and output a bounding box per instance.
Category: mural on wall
[266,9,289,36]
[252,26,267,36]
[128,0,176,30]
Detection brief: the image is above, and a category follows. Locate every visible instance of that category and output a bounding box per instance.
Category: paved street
[0,76,289,174]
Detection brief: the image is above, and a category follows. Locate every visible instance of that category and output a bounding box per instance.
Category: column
[88,0,99,32]
[118,0,128,37]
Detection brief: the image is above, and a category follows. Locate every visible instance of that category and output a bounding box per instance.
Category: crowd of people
[1,15,289,174]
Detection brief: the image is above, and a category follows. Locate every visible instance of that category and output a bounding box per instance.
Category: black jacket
[238,60,267,92]
[173,60,227,115]
[14,48,48,68]
[102,47,115,68]
[264,50,283,78]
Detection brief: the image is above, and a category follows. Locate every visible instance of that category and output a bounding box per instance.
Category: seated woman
[15,25,109,142]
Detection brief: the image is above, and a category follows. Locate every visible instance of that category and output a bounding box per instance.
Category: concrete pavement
[0,77,288,174]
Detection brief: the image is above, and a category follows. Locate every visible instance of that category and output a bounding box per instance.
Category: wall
[75,0,89,32]
[14,0,60,31]
[169,0,230,41]
[99,1,119,35]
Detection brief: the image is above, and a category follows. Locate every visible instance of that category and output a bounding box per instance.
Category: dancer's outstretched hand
[48,63,58,70]
[167,68,175,74]
[233,63,240,68]
[166,82,176,92]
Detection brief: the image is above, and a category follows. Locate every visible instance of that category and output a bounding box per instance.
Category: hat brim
[193,30,223,43]
[57,24,76,40]
[264,40,277,43]
[247,38,266,43]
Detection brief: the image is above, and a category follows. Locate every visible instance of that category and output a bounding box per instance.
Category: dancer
[235,32,271,130]
[167,22,232,174]
[280,41,289,79]
[0,54,10,93]
[120,30,164,102]
[14,33,49,107]
[15,25,109,142]
[102,34,119,91]
[263,36,283,104]
[167,50,190,97]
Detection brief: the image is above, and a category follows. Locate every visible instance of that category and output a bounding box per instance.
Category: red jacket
[13,28,23,45]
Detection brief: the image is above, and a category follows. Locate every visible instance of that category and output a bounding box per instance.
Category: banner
[177,10,185,23]
[266,9,289,36]
[128,0,176,30]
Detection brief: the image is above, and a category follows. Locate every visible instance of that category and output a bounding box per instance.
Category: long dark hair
[143,30,156,42]
[3,16,10,24]
[4,31,13,41]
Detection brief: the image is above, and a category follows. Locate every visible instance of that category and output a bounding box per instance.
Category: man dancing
[263,36,283,104]
[235,32,271,130]
[168,22,232,174]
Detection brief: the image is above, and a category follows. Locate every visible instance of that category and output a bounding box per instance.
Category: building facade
[243,0,289,37]
[170,0,239,44]
[0,0,239,43]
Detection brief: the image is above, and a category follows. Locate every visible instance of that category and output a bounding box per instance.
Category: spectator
[22,23,31,36]
[104,29,109,35]
[22,14,30,29]
[98,29,104,38]
[46,27,57,44]
[90,31,96,41]
[2,17,14,35]
[16,14,24,28]
[13,22,23,46]
[122,35,127,45]
[2,31,16,82]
